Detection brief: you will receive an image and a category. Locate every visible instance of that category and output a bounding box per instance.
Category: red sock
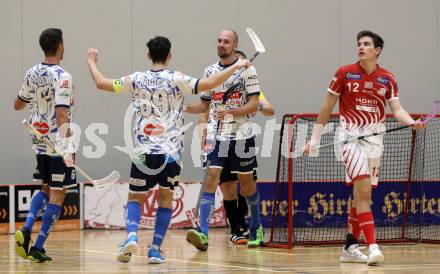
[347,207,361,240]
[357,211,376,245]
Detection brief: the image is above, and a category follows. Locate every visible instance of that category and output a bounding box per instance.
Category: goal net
[265,114,440,248]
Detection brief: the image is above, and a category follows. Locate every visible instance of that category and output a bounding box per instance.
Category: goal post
[264,113,440,248]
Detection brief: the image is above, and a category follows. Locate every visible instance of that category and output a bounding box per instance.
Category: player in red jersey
[304,30,426,265]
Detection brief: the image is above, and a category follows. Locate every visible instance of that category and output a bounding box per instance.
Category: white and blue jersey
[201,59,260,141]
[18,63,74,155]
[115,69,199,155]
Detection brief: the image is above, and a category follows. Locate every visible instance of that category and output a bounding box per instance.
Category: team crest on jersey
[346,73,361,80]
[33,121,49,134]
[377,77,390,84]
[143,123,165,136]
[378,88,387,96]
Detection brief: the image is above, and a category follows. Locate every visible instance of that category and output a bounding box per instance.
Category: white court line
[82,249,287,273]
[283,264,440,272]
[0,271,171,273]
[3,264,440,274]
[252,247,440,256]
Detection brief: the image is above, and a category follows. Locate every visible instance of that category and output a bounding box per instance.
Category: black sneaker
[15,227,31,259]
[239,226,249,239]
[229,231,248,245]
[28,246,52,263]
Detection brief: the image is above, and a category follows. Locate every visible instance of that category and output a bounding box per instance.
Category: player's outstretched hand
[86,48,99,64]
[235,59,252,69]
[411,119,427,130]
[303,140,318,156]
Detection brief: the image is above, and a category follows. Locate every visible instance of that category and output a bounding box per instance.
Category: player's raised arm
[184,101,210,114]
[303,92,339,155]
[197,59,251,91]
[86,48,120,92]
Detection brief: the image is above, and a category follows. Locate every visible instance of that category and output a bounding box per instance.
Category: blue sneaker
[148,248,165,264]
[117,235,138,263]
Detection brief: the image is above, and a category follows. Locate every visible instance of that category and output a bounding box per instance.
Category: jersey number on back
[139,89,171,117]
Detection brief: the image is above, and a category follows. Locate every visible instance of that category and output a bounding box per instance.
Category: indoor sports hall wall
[1,0,439,185]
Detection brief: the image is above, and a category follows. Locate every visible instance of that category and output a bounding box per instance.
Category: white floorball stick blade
[246,28,266,53]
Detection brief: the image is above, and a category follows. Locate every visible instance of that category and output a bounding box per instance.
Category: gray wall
[1,0,439,184]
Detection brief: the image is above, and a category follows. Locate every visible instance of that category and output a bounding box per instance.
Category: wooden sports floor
[1,229,440,273]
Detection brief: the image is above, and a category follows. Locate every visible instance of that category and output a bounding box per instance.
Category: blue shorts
[129,153,181,193]
[203,155,258,183]
[206,138,258,175]
[33,154,77,189]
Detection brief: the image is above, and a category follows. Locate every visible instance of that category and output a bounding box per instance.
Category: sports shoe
[186,228,208,251]
[229,232,248,244]
[27,246,52,263]
[367,244,384,265]
[148,248,165,264]
[15,227,31,259]
[247,225,264,248]
[116,235,138,263]
[340,244,368,263]
[239,226,249,239]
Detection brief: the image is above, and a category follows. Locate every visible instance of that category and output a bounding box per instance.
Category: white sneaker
[340,244,368,263]
[367,244,384,265]
[116,235,138,263]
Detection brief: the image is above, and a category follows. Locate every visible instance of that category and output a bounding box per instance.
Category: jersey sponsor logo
[377,76,390,84]
[247,75,257,80]
[355,105,377,113]
[378,88,387,96]
[52,174,65,182]
[346,73,361,80]
[59,90,70,97]
[364,82,373,89]
[356,97,378,105]
[143,123,165,136]
[240,157,255,167]
[212,91,241,101]
[32,139,45,145]
[129,178,146,186]
[33,121,49,134]
[61,79,69,88]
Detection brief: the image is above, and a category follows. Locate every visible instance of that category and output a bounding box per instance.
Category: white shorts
[340,136,383,187]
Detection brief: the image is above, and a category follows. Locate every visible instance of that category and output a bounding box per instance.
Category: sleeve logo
[61,79,69,88]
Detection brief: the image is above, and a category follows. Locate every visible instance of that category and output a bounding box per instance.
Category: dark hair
[357,30,384,49]
[146,36,171,64]
[235,50,246,59]
[39,28,63,56]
